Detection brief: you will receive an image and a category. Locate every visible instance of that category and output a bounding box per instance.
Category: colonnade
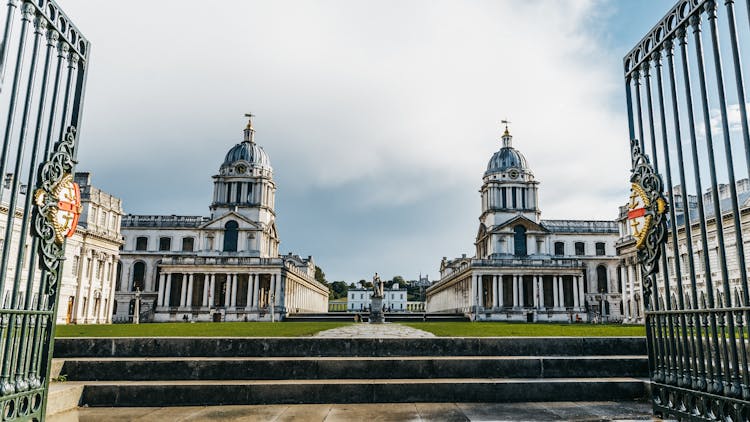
[619,262,643,322]
[156,271,281,310]
[285,277,327,312]
[473,273,585,310]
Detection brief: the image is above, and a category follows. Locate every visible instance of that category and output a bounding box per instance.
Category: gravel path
[314,323,435,338]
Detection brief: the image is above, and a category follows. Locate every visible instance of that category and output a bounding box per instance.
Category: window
[512,187,517,208]
[135,237,148,251]
[595,242,606,256]
[597,265,608,293]
[132,262,146,291]
[159,237,171,251]
[223,220,239,252]
[574,242,585,256]
[513,225,527,257]
[182,237,195,252]
[554,242,565,256]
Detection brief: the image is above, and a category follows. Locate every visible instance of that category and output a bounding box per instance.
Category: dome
[220,115,272,171]
[485,147,528,175]
[222,141,271,170]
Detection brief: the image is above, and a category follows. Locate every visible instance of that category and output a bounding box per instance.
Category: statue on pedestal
[369,272,385,324]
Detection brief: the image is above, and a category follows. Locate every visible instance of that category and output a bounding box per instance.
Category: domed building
[426,124,622,322]
[115,116,329,322]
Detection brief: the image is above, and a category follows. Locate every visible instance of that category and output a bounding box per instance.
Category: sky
[58,0,676,282]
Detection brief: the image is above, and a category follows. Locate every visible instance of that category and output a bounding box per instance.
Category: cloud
[61,0,630,280]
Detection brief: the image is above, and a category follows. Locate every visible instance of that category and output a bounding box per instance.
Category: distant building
[617,178,750,324]
[347,283,407,312]
[426,126,620,322]
[116,117,328,322]
[0,172,123,324]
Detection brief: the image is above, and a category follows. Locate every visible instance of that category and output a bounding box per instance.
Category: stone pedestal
[369,296,385,324]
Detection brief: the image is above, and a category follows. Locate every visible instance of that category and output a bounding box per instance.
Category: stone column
[157,272,167,307]
[164,274,173,307]
[498,276,504,308]
[492,275,498,309]
[578,276,585,310]
[252,274,259,308]
[202,275,209,307]
[224,274,231,308]
[512,275,519,308]
[250,274,253,309]
[573,275,579,309]
[209,274,216,307]
[552,276,559,309]
[186,273,194,307]
[558,276,565,309]
[231,274,238,307]
[532,275,539,308]
[518,275,525,308]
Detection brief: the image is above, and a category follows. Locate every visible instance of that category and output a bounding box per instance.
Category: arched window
[514,225,527,257]
[223,220,239,252]
[554,242,565,256]
[132,262,146,291]
[597,265,608,293]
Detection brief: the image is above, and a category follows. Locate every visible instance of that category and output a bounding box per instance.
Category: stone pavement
[314,322,435,338]
[49,401,668,421]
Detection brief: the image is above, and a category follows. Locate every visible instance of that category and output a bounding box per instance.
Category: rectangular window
[595,242,606,256]
[554,242,565,256]
[521,188,526,208]
[574,242,585,256]
[512,187,517,208]
[182,237,195,252]
[136,237,148,251]
[236,183,242,203]
[159,237,171,251]
[501,188,507,208]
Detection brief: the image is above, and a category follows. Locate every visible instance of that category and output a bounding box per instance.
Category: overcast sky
[61,0,674,282]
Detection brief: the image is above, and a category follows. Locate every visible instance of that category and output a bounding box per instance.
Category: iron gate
[0,0,89,420]
[625,0,750,419]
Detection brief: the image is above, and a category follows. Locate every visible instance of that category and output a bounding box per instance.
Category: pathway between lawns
[314,323,434,338]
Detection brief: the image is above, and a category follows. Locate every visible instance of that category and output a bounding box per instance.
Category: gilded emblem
[628,181,666,250]
[34,173,82,244]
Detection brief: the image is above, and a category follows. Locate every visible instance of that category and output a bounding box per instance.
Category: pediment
[200,211,262,230]
[489,215,548,233]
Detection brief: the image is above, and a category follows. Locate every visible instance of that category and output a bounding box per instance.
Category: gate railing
[624,0,750,419]
[0,0,89,420]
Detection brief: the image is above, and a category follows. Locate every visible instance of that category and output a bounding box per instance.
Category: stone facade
[617,178,750,324]
[116,118,328,322]
[0,172,123,324]
[427,127,621,322]
[347,283,408,312]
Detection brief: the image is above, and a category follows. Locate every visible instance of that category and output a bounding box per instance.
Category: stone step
[78,378,649,406]
[58,356,648,381]
[45,383,83,416]
[54,337,646,358]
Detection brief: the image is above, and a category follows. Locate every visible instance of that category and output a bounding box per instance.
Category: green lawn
[400,322,646,337]
[55,322,352,338]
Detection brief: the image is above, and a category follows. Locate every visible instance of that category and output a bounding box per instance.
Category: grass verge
[55,322,352,338]
[400,322,646,337]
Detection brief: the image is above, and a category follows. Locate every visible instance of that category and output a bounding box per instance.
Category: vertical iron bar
[0,8,42,396]
[652,46,693,388]
[0,0,18,89]
[692,9,738,396]
[634,70,647,153]
[705,0,745,396]
[13,21,53,393]
[664,35,708,392]
[678,22,723,394]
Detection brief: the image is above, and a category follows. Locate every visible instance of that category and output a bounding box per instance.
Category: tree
[330,281,349,299]
[315,266,326,284]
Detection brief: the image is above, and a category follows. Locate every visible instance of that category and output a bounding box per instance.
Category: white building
[426,126,621,322]
[116,117,328,322]
[617,179,750,324]
[0,172,123,324]
[347,283,407,312]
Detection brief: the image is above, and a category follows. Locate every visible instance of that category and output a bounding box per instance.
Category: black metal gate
[625,0,750,419]
[0,0,89,420]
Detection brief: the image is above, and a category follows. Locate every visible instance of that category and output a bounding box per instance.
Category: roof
[541,219,619,234]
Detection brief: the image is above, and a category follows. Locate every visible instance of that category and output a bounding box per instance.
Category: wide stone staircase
[52,337,649,407]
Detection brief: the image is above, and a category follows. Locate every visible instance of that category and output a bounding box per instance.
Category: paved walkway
[314,323,435,338]
[49,401,667,421]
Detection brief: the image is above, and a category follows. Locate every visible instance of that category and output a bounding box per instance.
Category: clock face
[236,165,247,174]
[508,169,519,179]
